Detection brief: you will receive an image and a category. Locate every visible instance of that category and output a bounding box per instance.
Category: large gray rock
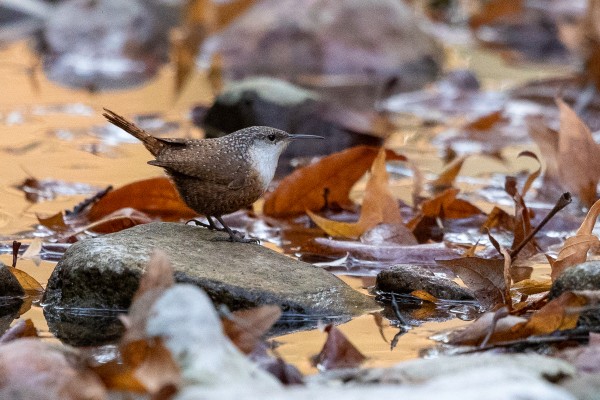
[43,222,376,316]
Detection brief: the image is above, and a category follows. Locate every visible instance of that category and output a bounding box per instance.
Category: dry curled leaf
[550,198,600,280]
[430,156,467,191]
[307,148,403,239]
[264,146,405,217]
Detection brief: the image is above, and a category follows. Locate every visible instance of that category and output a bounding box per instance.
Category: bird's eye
[267,134,276,142]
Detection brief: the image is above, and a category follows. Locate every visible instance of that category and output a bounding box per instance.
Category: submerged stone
[376,264,474,301]
[43,222,377,317]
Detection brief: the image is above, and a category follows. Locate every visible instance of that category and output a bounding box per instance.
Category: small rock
[0,263,24,297]
[549,261,600,328]
[376,264,474,301]
[43,222,377,316]
[550,261,600,298]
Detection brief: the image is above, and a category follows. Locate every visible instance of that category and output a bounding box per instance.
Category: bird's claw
[228,231,260,244]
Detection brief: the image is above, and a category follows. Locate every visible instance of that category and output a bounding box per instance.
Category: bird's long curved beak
[290,134,325,140]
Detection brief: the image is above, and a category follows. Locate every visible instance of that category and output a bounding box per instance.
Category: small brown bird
[103,108,323,243]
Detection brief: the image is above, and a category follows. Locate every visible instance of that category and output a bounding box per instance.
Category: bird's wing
[148,144,247,186]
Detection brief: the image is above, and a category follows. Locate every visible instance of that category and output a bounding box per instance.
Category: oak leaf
[311,324,366,370]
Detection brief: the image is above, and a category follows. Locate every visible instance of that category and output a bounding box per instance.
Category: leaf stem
[510,192,572,259]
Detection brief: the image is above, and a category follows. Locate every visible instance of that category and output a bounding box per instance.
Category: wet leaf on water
[8,267,43,294]
[264,146,405,218]
[549,198,600,280]
[307,148,403,239]
[464,110,505,131]
[37,212,68,232]
[311,324,366,370]
[0,320,38,343]
[222,305,282,354]
[420,188,482,219]
[410,290,439,303]
[88,177,197,222]
[437,257,508,310]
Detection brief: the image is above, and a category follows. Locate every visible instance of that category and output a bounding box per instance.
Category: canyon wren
[103,109,323,243]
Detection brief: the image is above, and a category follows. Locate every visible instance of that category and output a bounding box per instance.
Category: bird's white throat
[247,142,288,189]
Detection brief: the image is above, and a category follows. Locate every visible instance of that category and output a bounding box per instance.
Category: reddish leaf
[421,188,482,219]
[311,324,366,370]
[88,177,197,222]
[464,110,504,131]
[264,146,405,217]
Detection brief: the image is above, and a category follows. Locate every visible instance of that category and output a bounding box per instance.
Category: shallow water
[0,39,574,373]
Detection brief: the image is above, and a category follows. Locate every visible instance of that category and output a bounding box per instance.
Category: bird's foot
[228,230,260,244]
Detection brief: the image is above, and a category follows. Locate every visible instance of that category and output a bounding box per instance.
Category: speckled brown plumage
[102,108,322,242]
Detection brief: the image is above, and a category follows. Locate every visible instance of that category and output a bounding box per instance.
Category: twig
[510,192,572,259]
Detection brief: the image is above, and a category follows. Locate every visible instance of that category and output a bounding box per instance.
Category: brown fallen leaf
[550,198,600,280]
[420,188,482,219]
[37,212,68,232]
[464,110,504,131]
[88,177,197,222]
[430,156,467,191]
[264,146,405,217]
[437,257,508,310]
[448,310,526,346]
[481,206,514,232]
[511,279,552,296]
[222,305,282,354]
[8,267,43,294]
[307,148,403,239]
[556,98,600,207]
[509,292,587,339]
[469,0,523,29]
[311,324,366,370]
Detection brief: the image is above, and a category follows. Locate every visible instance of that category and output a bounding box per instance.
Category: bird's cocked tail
[102,108,165,156]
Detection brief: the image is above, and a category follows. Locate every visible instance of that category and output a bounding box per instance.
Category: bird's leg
[214,215,259,244]
[187,216,220,230]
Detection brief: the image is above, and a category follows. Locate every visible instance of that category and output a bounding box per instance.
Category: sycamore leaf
[437,257,507,310]
[311,324,366,370]
[307,148,403,239]
[88,177,196,222]
[551,198,600,280]
[264,146,405,217]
